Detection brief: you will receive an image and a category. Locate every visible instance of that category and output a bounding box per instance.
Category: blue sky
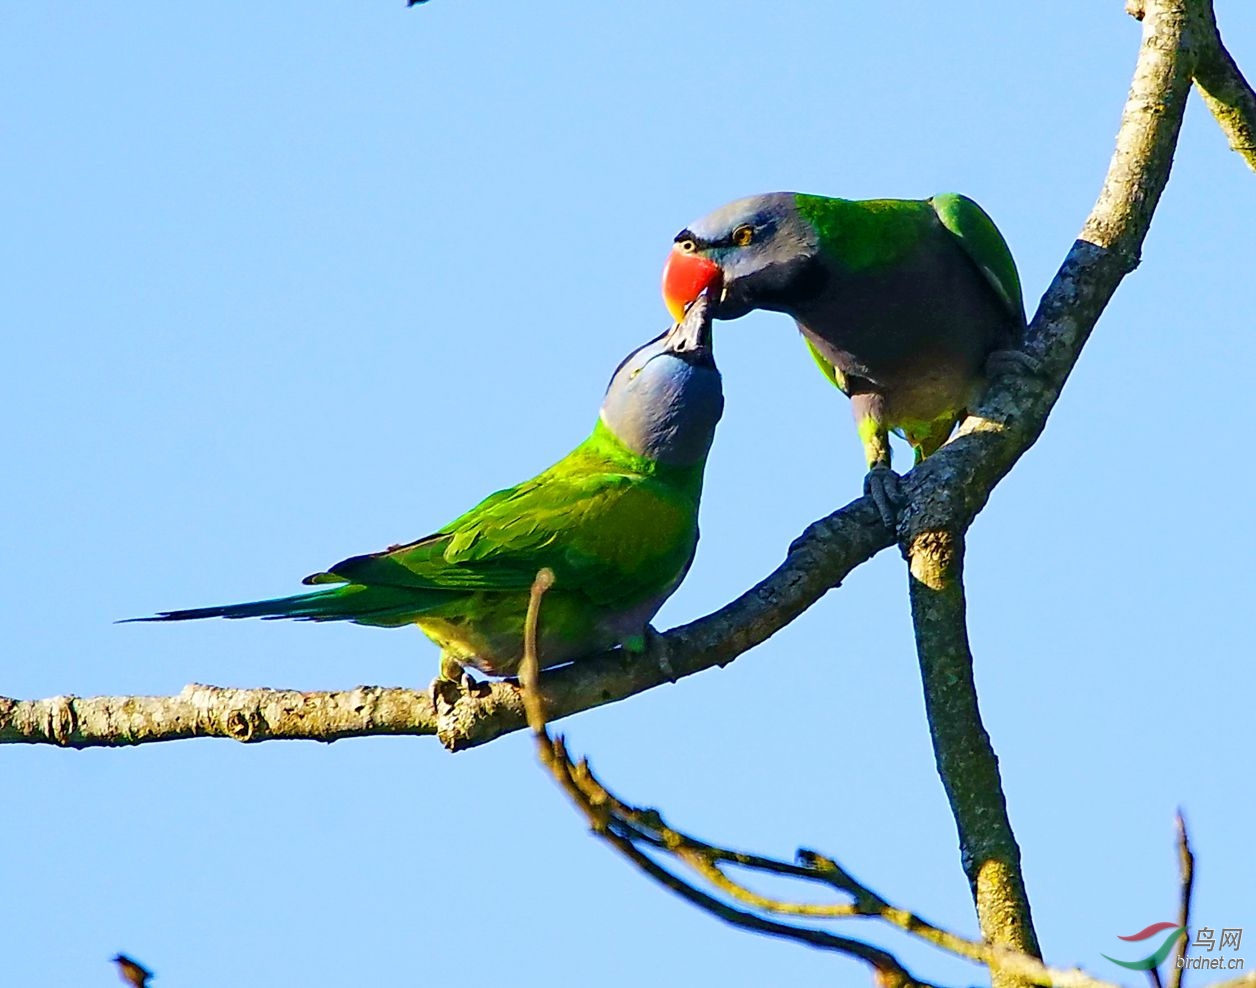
[4,3,1254,985]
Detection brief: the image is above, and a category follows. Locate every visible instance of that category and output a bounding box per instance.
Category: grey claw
[864,465,903,528]
[644,625,677,683]
[428,676,458,714]
[986,348,1042,378]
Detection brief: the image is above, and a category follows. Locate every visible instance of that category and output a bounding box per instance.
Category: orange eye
[732,225,754,247]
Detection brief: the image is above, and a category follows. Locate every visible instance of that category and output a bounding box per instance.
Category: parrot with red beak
[661,192,1031,525]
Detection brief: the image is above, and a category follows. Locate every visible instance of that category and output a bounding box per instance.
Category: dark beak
[663,290,715,360]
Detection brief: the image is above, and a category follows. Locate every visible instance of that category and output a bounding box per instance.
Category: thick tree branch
[906,531,1040,987]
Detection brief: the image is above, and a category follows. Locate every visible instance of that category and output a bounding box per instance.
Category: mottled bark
[1193,2,1256,171]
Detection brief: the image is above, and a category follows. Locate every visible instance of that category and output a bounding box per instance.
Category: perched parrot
[134,295,724,695]
[661,193,1031,524]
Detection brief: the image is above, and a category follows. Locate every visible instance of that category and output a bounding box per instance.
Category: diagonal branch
[0,498,890,751]
[1192,1,1256,171]
[1132,0,1256,170]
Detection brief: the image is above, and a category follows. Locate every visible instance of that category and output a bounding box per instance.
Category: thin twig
[521,607,1119,988]
[518,569,949,988]
[518,567,556,735]
[1191,1,1256,171]
[1168,811,1196,988]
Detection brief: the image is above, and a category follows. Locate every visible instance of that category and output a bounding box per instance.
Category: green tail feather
[127,582,448,628]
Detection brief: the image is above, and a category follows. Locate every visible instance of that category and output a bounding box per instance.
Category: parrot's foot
[985,348,1042,378]
[863,465,903,528]
[429,657,481,712]
[643,624,678,683]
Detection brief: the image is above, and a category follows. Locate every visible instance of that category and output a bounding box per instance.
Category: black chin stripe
[749,253,829,311]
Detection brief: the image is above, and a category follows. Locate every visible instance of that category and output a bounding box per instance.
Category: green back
[795,194,936,273]
[312,420,705,608]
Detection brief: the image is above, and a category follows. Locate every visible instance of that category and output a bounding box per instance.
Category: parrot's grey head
[662,192,823,321]
[599,292,724,467]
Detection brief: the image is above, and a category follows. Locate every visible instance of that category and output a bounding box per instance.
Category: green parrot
[134,295,723,694]
[661,193,1032,524]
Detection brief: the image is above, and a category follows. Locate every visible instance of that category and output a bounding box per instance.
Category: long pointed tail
[125,583,441,628]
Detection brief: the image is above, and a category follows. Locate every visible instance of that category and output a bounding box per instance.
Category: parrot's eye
[732,225,754,247]
[677,239,697,253]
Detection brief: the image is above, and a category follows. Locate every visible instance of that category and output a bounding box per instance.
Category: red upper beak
[662,247,722,323]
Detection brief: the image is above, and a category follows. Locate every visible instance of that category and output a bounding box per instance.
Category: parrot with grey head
[132,294,724,698]
[661,193,1033,525]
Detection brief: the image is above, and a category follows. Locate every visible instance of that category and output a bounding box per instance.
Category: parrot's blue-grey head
[599,292,723,467]
[661,192,823,321]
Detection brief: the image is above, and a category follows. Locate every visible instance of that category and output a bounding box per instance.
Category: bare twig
[519,644,1119,988]
[1191,1,1256,171]
[518,567,556,734]
[111,954,153,988]
[518,578,948,988]
[1167,812,1196,988]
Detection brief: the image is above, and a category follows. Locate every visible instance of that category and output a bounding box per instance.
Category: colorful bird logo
[1102,922,1186,971]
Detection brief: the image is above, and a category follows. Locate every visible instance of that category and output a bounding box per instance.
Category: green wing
[309,466,697,607]
[930,193,1025,324]
[803,338,847,393]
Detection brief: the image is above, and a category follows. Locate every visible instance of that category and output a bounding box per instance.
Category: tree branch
[1193,2,1256,171]
[1167,812,1196,988]
[0,498,890,751]
[1132,0,1256,169]
[905,531,1040,987]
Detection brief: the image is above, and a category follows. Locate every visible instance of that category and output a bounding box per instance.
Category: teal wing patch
[930,193,1026,324]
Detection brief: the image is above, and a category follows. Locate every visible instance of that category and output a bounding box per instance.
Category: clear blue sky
[4,3,1253,985]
